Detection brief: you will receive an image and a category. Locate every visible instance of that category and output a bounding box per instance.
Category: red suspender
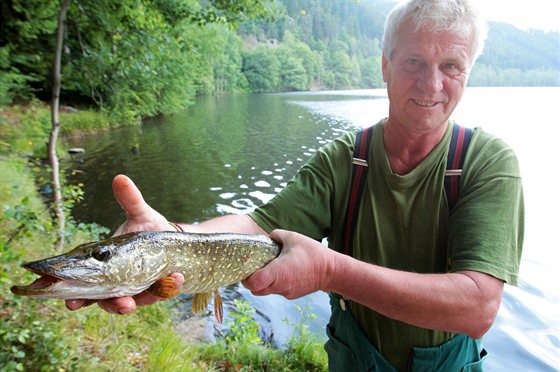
[445,124,473,210]
[342,126,373,257]
[342,123,472,257]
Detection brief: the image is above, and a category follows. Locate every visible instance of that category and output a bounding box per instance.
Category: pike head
[10,232,169,299]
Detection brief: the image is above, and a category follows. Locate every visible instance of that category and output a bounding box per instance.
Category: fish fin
[192,292,212,315]
[213,289,223,324]
[146,277,181,298]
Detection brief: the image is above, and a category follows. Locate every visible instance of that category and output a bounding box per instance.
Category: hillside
[1,0,557,122]
[239,0,559,87]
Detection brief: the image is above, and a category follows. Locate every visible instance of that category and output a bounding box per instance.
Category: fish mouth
[21,274,61,289]
[10,261,99,299]
[10,264,152,300]
[10,273,93,298]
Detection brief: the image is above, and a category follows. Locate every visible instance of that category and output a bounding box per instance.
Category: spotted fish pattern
[10,231,281,322]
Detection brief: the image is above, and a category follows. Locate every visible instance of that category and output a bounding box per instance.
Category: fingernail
[118,307,133,315]
[65,300,77,310]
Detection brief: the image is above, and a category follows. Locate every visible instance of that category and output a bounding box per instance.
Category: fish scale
[10,231,281,323]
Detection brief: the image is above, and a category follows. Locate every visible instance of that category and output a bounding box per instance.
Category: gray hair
[382,0,488,67]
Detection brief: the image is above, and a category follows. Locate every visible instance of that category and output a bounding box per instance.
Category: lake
[67,87,560,370]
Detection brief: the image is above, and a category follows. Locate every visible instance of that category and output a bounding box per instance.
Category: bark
[49,0,72,252]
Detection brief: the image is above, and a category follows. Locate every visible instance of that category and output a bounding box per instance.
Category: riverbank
[0,102,328,371]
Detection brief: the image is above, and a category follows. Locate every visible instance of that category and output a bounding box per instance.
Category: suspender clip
[445,169,462,176]
[352,158,368,167]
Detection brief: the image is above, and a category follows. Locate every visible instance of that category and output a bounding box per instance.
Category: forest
[2,0,559,122]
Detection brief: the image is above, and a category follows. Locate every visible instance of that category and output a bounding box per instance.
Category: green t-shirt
[249,119,524,368]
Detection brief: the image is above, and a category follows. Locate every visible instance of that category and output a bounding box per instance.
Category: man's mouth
[412,99,437,107]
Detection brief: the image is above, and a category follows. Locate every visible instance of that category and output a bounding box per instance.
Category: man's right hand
[111,174,174,235]
[65,174,184,314]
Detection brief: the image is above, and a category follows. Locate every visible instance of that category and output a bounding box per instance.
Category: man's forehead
[393,22,473,61]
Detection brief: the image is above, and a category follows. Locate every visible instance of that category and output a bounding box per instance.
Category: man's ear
[381,53,389,83]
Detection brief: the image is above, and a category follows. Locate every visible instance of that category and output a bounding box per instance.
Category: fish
[10,231,281,323]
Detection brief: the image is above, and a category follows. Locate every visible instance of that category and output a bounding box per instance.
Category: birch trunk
[49,0,72,252]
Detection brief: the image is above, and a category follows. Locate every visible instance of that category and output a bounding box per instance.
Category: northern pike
[10,231,281,323]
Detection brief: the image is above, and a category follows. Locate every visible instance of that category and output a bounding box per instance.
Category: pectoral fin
[192,292,212,315]
[147,277,181,298]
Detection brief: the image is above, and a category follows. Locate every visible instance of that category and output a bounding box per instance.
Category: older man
[67,0,523,370]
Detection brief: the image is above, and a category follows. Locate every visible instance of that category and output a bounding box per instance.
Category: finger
[133,291,162,306]
[269,229,288,243]
[242,267,274,296]
[112,174,150,219]
[169,272,185,286]
[97,297,137,315]
[66,298,89,311]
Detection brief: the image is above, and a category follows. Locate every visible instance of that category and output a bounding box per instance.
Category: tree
[280,57,308,91]
[49,0,71,251]
[242,46,280,92]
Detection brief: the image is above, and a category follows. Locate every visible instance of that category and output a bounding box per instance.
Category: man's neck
[382,120,448,175]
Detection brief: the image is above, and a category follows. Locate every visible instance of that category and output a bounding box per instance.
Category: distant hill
[239,1,559,87]
[470,22,559,86]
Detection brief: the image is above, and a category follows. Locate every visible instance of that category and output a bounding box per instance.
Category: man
[67,0,524,370]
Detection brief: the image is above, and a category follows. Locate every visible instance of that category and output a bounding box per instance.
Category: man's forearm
[176,214,268,235]
[327,252,504,338]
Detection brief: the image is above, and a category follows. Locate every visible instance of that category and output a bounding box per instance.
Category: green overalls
[325,293,488,371]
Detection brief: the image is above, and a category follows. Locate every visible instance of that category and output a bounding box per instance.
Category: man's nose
[418,65,444,93]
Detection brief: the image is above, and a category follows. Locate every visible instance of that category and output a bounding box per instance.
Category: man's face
[382,21,473,134]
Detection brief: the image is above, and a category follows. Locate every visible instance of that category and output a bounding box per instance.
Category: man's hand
[242,229,336,300]
[111,174,173,235]
[65,174,182,313]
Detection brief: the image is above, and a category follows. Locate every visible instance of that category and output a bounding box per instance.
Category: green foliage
[193,299,328,371]
[0,47,39,105]
[0,102,52,158]
[58,109,113,134]
[242,46,281,92]
[1,0,275,123]
[0,156,186,371]
[283,299,328,370]
[3,0,556,121]
[224,299,262,346]
[0,161,74,371]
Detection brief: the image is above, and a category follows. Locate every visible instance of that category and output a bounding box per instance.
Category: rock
[174,316,216,344]
[68,148,85,154]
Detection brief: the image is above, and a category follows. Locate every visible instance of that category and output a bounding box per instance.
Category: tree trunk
[49,0,72,252]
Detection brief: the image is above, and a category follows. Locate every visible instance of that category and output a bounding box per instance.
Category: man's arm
[243,229,504,339]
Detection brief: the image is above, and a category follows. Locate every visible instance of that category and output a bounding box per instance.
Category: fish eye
[92,249,112,262]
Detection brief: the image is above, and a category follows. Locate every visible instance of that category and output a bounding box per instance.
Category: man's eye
[442,63,463,76]
[402,59,423,73]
